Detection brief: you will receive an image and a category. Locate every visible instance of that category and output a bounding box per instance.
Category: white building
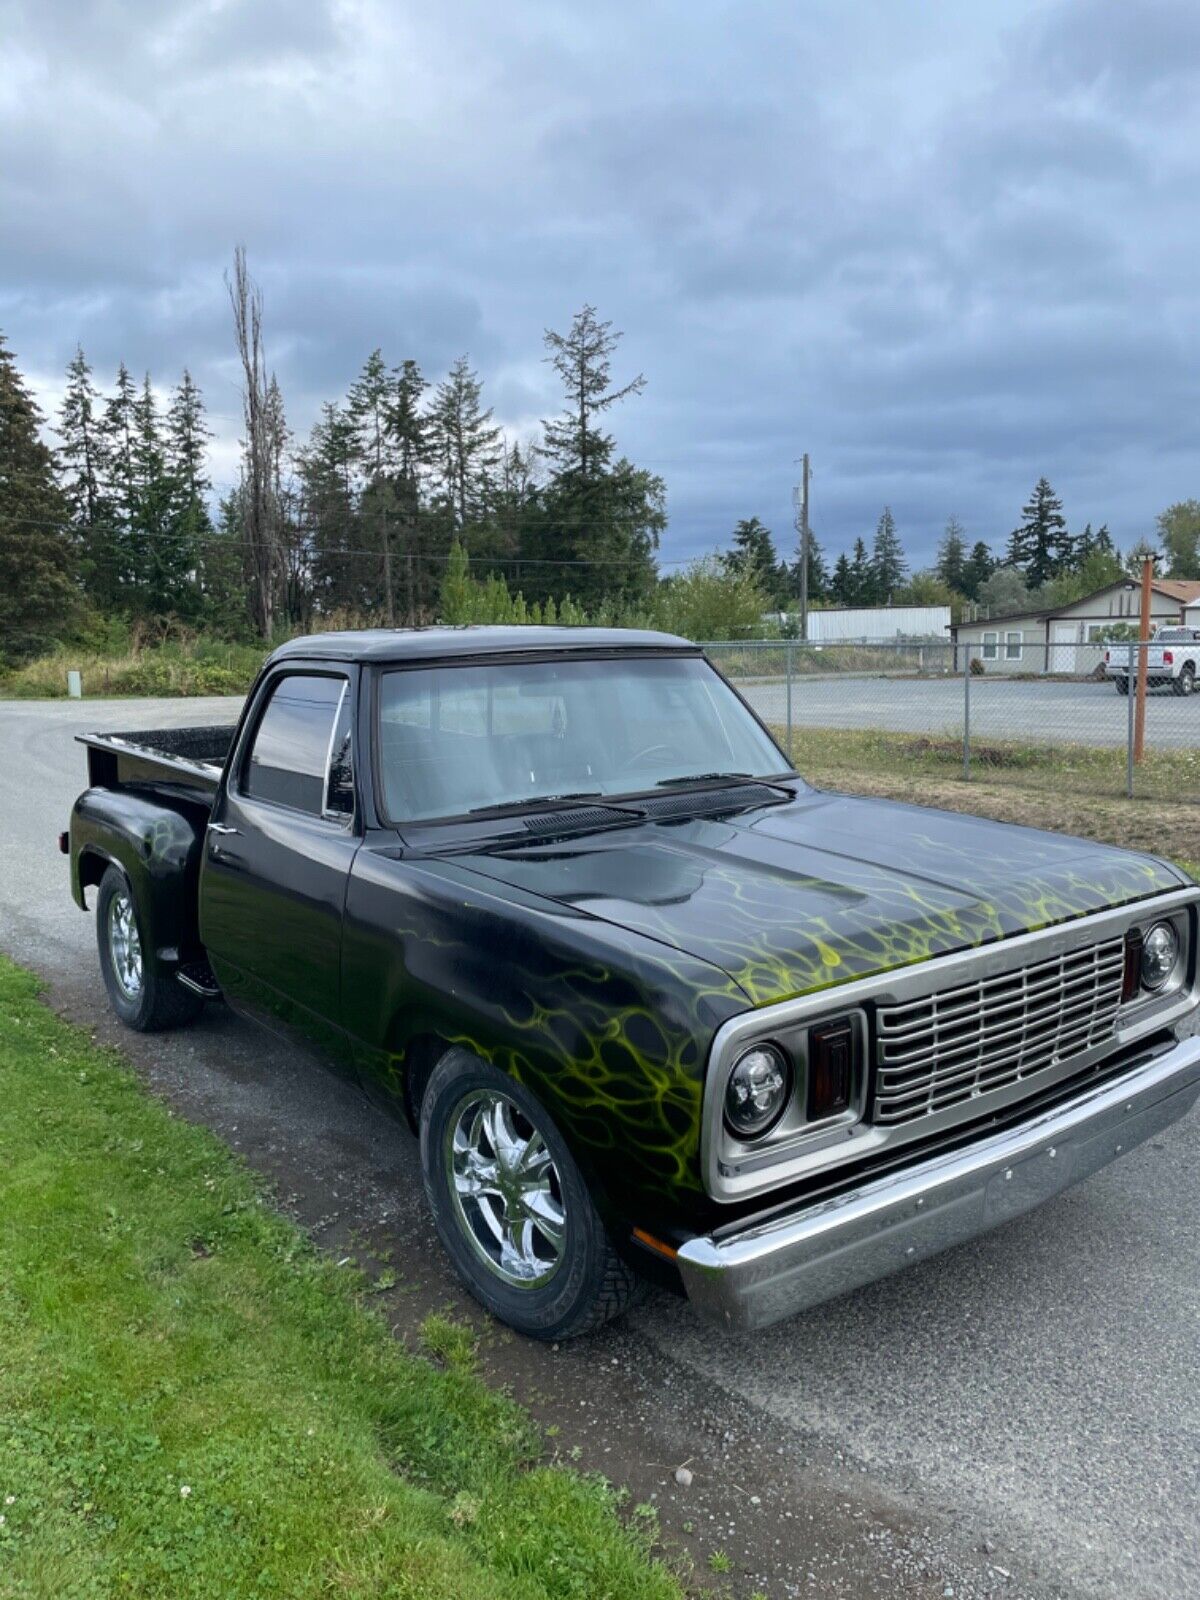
[775,604,952,642]
[950,578,1200,673]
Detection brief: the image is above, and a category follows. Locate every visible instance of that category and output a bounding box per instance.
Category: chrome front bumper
[676,1035,1200,1330]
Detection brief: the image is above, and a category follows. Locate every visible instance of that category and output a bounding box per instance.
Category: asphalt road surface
[3,695,1199,1600]
[735,672,1200,749]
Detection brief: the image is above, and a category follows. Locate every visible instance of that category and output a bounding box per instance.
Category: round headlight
[1140,921,1179,991]
[724,1043,791,1139]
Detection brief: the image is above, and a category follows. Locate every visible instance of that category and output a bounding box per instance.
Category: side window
[243,674,348,816]
[325,688,355,818]
[982,631,998,661]
[1004,630,1022,661]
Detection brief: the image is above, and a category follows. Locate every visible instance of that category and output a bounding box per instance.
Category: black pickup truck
[68,626,1200,1338]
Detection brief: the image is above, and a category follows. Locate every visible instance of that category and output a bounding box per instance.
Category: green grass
[768,723,1200,864]
[774,723,1200,803]
[0,957,681,1600]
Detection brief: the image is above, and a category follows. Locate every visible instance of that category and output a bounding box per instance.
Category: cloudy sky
[3,0,1198,570]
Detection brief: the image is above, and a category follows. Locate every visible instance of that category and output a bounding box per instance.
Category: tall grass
[0,638,267,698]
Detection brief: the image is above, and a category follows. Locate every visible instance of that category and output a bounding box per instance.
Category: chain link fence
[704,638,1200,804]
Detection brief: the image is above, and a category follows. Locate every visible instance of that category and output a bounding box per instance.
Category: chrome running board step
[177,960,221,999]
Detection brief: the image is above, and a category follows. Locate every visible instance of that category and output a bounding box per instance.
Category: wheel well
[400,1032,453,1132]
[78,847,119,906]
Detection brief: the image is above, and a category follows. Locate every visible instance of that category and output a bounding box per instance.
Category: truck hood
[452,789,1182,1006]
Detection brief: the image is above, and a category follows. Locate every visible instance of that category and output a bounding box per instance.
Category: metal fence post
[963,644,971,781]
[1126,641,1136,799]
[785,642,793,761]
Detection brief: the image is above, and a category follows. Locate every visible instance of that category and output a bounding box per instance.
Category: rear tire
[419,1048,642,1339]
[96,865,201,1032]
[1174,666,1194,697]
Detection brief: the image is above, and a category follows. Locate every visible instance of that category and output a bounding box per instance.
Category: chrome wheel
[107,889,143,999]
[445,1089,566,1289]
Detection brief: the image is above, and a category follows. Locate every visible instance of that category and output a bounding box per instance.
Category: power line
[11,520,699,569]
[4,512,708,566]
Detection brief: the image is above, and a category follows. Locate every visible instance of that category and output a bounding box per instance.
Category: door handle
[207,823,240,835]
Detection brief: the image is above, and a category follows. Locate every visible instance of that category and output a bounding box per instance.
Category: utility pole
[793,453,811,642]
[1133,553,1154,764]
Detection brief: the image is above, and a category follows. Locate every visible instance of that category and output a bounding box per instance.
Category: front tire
[419,1048,642,1339]
[1115,677,1128,695]
[96,865,201,1032]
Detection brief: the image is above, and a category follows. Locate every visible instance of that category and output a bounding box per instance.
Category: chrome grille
[873,935,1126,1125]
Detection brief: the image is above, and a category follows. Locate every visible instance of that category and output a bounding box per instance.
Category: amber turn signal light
[807,1018,855,1121]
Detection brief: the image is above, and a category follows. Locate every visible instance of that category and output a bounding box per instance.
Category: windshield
[376,654,788,822]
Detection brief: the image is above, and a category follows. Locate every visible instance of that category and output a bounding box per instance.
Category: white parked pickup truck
[1105,627,1200,696]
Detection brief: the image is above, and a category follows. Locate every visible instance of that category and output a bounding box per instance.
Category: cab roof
[269,625,696,664]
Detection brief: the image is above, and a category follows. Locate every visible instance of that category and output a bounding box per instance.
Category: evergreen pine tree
[0,334,76,660]
[97,362,138,605]
[1093,523,1116,559]
[1007,477,1069,587]
[798,530,829,604]
[429,356,502,534]
[349,350,394,479]
[132,374,191,617]
[164,370,213,621]
[962,540,995,601]
[727,517,779,595]
[349,350,400,620]
[829,551,853,607]
[871,507,906,599]
[298,403,363,610]
[200,488,253,639]
[439,539,474,623]
[530,305,661,609]
[849,537,873,604]
[493,440,538,564]
[384,359,433,622]
[936,516,968,593]
[57,346,108,597]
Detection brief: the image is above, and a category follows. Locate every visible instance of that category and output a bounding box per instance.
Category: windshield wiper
[655,771,754,786]
[654,771,797,795]
[469,791,605,816]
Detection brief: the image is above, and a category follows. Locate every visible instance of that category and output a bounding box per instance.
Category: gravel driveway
[3,693,1199,1600]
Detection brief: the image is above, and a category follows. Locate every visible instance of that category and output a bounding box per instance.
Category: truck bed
[77,725,237,798]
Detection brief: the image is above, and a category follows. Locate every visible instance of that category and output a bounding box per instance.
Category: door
[1049,621,1077,675]
[200,666,360,1063]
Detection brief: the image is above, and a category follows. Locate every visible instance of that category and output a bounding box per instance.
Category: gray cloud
[2,0,1199,566]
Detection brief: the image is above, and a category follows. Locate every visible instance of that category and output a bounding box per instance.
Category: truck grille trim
[874,935,1126,1125]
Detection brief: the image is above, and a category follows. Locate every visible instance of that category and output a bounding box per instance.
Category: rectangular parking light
[807,1018,855,1121]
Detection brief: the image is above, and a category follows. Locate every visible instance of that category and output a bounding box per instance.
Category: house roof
[1150,578,1200,603]
[950,577,1200,634]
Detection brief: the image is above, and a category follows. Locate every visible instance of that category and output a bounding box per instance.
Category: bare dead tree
[227,247,282,639]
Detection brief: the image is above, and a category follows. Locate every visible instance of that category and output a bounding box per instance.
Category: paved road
[734,673,1200,749]
[4,695,1200,1600]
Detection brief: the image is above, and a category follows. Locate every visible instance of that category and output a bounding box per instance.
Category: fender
[341,848,750,1239]
[70,786,209,971]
